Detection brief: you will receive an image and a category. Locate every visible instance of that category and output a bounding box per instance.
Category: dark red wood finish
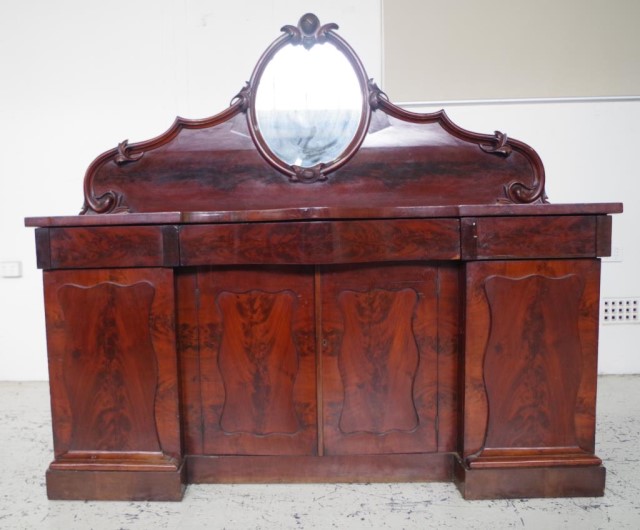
[461,216,599,260]
[180,219,460,265]
[26,14,621,501]
[461,260,601,467]
[321,264,440,455]
[189,453,453,484]
[43,269,183,500]
[197,267,317,456]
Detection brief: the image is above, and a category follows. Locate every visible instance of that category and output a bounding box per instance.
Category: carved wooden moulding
[82,13,546,215]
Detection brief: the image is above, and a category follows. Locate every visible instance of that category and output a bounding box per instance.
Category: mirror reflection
[255,42,363,168]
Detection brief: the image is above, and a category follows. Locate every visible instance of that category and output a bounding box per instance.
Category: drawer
[43,226,179,269]
[180,219,460,265]
[461,216,599,260]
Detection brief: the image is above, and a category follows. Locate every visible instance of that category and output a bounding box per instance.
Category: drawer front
[461,216,598,260]
[180,219,460,265]
[47,226,179,269]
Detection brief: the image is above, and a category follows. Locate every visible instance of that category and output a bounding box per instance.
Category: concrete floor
[0,376,639,529]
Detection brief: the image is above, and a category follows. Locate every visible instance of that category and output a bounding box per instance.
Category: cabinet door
[321,264,440,455]
[198,267,317,455]
[44,269,181,467]
[462,259,602,468]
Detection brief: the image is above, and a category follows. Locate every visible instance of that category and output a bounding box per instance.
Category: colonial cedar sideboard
[26,14,622,501]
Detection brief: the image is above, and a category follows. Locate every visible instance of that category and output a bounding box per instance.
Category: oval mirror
[247,14,370,182]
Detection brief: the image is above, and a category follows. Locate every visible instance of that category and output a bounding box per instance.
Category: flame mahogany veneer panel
[462,260,601,468]
[461,216,598,260]
[181,263,460,459]
[197,267,317,455]
[321,264,442,455]
[337,288,420,434]
[43,269,181,469]
[47,226,179,269]
[483,274,583,450]
[217,289,301,434]
[180,219,460,266]
[58,282,161,453]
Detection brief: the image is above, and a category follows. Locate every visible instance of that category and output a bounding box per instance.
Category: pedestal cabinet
[26,14,621,500]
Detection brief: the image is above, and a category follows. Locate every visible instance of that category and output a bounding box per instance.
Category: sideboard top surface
[25,202,623,228]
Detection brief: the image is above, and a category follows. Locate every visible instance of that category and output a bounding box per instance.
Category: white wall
[383,0,640,101]
[0,0,382,380]
[1,1,638,379]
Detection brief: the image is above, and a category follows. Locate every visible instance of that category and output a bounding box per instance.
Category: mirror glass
[255,42,363,168]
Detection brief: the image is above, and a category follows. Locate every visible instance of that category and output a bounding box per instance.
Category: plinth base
[46,462,186,501]
[454,457,606,500]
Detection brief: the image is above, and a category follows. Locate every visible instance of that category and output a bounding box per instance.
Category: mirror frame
[245,13,372,183]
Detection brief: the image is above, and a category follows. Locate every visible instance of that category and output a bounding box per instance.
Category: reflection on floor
[1,376,639,529]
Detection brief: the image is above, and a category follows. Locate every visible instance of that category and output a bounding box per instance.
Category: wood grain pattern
[46,464,186,501]
[461,260,601,468]
[454,458,605,499]
[25,202,621,228]
[175,270,203,455]
[198,267,317,455]
[43,269,181,467]
[482,274,583,449]
[180,219,460,265]
[461,216,597,260]
[596,215,613,257]
[79,80,550,215]
[58,281,161,452]
[49,226,176,269]
[322,264,438,455]
[435,265,460,452]
[35,227,51,269]
[217,290,300,435]
[337,288,419,434]
[188,453,453,484]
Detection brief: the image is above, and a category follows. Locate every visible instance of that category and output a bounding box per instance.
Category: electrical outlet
[601,298,639,324]
[0,261,22,278]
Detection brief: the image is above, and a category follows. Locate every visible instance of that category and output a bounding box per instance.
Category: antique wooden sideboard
[26,14,622,501]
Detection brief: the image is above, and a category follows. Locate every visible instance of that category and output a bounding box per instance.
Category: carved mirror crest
[245,13,371,183]
[79,12,547,215]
